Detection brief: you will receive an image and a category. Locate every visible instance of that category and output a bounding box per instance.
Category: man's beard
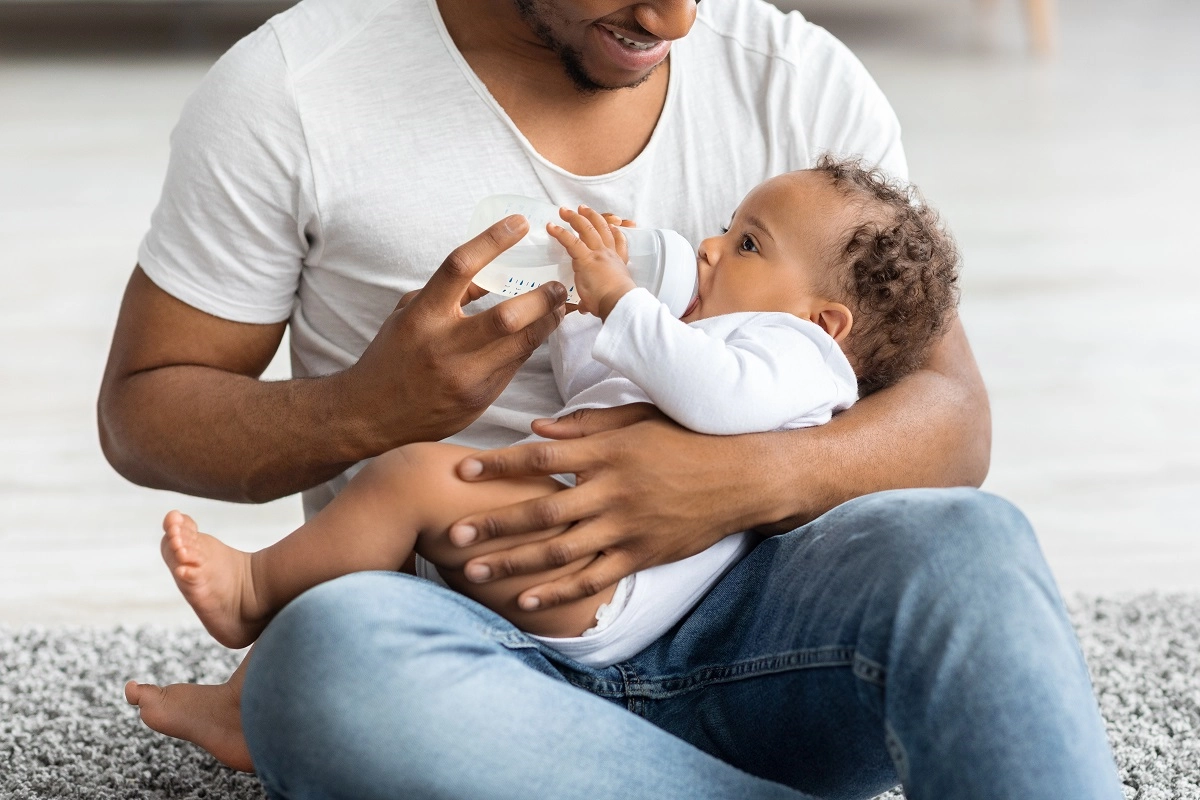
[512,0,657,94]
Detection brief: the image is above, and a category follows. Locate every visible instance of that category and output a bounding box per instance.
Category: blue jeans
[241,488,1122,799]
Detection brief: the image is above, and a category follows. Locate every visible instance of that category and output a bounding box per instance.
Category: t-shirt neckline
[425,0,679,185]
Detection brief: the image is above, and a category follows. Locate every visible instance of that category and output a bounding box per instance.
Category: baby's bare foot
[125,679,253,773]
[161,510,266,649]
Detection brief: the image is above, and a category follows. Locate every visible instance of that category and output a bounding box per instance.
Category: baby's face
[682,171,851,323]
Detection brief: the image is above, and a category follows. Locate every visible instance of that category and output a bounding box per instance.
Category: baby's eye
[739,235,758,253]
[719,226,730,234]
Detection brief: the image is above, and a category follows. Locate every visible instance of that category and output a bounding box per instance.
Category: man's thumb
[419,215,528,309]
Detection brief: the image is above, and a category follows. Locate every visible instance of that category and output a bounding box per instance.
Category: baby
[125,156,960,771]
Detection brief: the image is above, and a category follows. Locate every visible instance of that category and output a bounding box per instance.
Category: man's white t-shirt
[137,0,907,518]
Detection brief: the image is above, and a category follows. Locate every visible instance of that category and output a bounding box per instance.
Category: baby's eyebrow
[743,214,776,243]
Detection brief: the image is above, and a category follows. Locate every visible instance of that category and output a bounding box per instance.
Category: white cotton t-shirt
[137,0,907,519]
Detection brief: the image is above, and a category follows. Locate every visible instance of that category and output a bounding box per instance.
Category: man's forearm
[750,319,991,531]
[98,365,384,503]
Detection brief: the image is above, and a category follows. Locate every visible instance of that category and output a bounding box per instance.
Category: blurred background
[1,0,1197,626]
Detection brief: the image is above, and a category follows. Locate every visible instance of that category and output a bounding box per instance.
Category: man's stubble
[511,0,658,94]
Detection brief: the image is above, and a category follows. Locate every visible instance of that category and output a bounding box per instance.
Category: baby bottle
[467,195,698,318]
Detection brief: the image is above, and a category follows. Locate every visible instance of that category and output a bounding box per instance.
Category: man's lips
[597,23,659,48]
[593,23,670,71]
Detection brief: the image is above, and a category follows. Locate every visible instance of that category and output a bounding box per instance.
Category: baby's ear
[814,302,853,342]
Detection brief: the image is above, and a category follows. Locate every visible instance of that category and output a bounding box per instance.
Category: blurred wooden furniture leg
[1025,0,1056,54]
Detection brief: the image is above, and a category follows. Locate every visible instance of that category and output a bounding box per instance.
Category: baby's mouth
[682,293,700,318]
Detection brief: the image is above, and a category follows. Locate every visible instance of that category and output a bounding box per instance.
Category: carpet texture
[1,595,1198,799]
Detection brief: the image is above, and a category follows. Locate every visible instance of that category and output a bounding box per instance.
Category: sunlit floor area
[0,0,1197,626]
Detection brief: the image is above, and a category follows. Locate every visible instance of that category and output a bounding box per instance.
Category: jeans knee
[243,574,466,760]
[824,489,1051,604]
[243,573,512,792]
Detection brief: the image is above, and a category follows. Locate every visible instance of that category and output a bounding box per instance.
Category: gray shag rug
[2,595,1198,799]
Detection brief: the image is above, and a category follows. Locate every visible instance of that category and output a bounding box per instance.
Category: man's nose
[633,1,698,42]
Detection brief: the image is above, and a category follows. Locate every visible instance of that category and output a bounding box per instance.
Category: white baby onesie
[516,288,857,667]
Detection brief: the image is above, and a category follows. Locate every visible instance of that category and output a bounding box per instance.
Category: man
[98,0,1123,797]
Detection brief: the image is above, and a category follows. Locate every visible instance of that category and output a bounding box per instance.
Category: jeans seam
[884,719,911,788]
[852,652,888,688]
[616,662,644,714]
[619,646,858,700]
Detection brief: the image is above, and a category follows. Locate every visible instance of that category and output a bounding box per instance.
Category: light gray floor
[1,0,1197,626]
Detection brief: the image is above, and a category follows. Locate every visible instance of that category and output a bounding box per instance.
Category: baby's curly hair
[812,156,961,396]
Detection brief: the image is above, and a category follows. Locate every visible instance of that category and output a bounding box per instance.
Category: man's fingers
[394,280,487,315]
[462,281,489,307]
[462,522,619,584]
[484,304,565,368]
[394,288,421,312]
[462,531,586,583]
[456,436,589,482]
[600,212,635,228]
[517,553,636,610]
[449,482,596,546]
[530,403,664,440]
[420,215,528,309]
[472,280,566,345]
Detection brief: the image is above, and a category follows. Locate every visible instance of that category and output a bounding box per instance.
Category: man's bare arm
[98,217,567,503]
[756,315,990,532]
[98,267,342,502]
[439,317,989,610]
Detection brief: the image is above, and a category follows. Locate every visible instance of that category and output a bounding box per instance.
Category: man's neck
[436,0,670,176]
[438,0,576,97]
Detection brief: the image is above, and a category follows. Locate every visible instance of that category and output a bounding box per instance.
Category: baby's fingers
[558,207,605,251]
[547,223,593,260]
[601,213,636,228]
[611,224,629,263]
[578,205,616,249]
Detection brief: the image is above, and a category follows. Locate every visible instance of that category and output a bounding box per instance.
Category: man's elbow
[97,382,161,490]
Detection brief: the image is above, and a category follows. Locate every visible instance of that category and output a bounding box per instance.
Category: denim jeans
[241,488,1123,799]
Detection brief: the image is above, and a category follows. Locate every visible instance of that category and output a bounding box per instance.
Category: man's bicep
[103,266,287,383]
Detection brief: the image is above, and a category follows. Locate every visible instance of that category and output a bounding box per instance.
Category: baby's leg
[383,442,616,638]
[124,650,252,773]
[162,442,612,648]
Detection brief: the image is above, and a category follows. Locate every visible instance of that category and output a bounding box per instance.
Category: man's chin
[567,55,664,94]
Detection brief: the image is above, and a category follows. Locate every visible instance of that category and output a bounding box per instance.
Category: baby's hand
[548,205,637,320]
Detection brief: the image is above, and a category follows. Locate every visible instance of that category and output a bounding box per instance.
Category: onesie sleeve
[136,23,319,324]
[591,289,857,435]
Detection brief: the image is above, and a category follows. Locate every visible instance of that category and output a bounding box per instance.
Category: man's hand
[98,215,567,502]
[440,316,992,611]
[547,205,637,320]
[342,215,568,451]
[446,405,771,611]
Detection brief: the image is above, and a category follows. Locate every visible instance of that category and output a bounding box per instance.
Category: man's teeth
[609,29,656,51]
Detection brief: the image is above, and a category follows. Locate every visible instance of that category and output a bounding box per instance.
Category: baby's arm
[547,205,638,319]
[594,290,855,434]
[547,208,855,435]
